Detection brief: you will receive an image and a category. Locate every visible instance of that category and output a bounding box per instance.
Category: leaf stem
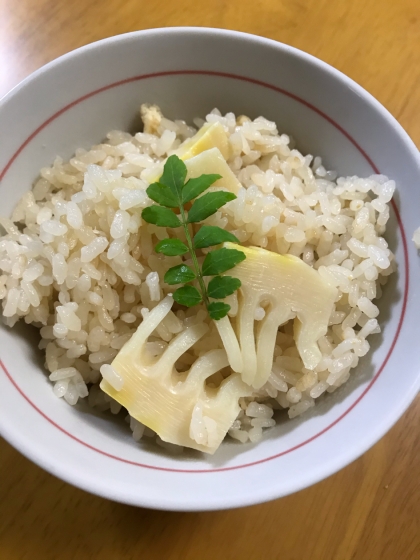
[179,204,209,308]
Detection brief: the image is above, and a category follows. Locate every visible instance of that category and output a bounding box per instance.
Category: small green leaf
[155,239,189,256]
[173,286,202,307]
[141,206,181,228]
[164,264,196,285]
[202,248,246,276]
[187,191,236,223]
[181,174,222,204]
[146,183,179,208]
[193,225,240,249]
[159,155,187,197]
[207,276,241,299]
[207,301,231,320]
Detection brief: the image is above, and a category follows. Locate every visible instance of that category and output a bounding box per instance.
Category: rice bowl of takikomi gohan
[1,28,419,511]
[0,103,397,453]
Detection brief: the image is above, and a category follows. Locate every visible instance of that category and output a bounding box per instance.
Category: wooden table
[1,1,419,558]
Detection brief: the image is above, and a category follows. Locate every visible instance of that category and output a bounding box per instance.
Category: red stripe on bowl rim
[0,70,409,473]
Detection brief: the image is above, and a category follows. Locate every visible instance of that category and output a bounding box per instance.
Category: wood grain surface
[0,0,419,558]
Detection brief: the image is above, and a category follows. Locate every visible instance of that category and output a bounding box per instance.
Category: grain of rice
[412,227,420,249]
[229,429,249,443]
[57,305,81,331]
[49,367,78,381]
[53,323,69,338]
[254,306,265,321]
[87,291,103,305]
[146,271,160,301]
[246,402,274,418]
[81,237,109,263]
[110,333,133,350]
[309,381,329,398]
[120,312,136,323]
[358,318,379,339]
[248,426,263,442]
[354,338,370,357]
[251,417,276,428]
[267,372,288,392]
[41,220,68,236]
[66,344,87,359]
[287,387,302,403]
[109,400,122,414]
[53,379,70,398]
[66,201,83,229]
[288,398,315,419]
[367,244,390,269]
[100,364,124,391]
[22,262,44,282]
[64,383,79,405]
[357,296,379,318]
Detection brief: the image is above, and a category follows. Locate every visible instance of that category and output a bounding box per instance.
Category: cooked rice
[413,227,420,249]
[0,107,396,449]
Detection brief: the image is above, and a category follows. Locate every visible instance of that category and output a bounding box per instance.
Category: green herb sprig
[141,155,245,320]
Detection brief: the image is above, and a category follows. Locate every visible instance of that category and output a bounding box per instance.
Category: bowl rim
[1,26,420,510]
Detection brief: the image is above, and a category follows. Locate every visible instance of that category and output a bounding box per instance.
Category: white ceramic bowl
[1,28,419,511]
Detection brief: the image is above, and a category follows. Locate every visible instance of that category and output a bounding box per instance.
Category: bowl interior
[0,29,419,510]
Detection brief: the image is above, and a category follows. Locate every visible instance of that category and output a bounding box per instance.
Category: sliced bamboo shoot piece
[215,244,337,388]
